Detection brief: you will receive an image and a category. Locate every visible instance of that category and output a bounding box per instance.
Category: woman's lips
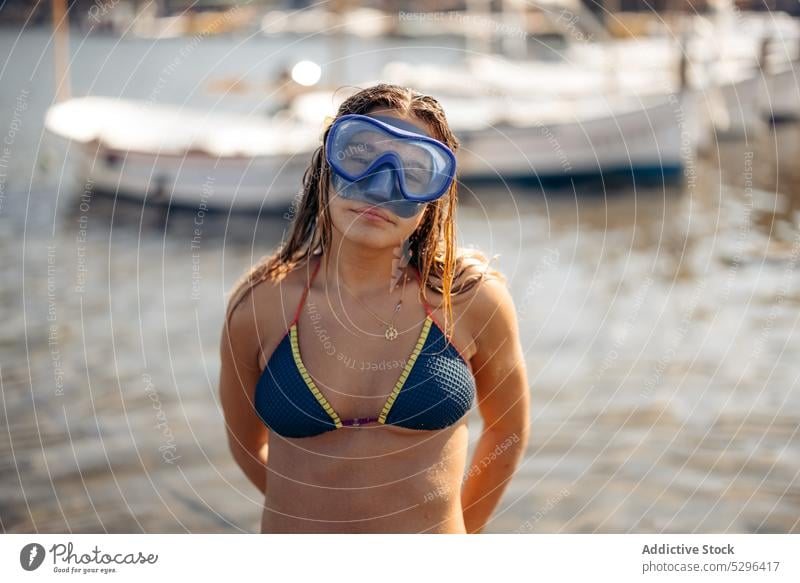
[352,206,394,224]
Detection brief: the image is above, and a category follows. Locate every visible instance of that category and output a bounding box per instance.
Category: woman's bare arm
[461,277,531,533]
[219,292,270,495]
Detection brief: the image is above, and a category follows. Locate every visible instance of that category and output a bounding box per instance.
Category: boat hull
[455,98,688,182]
[74,141,308,212]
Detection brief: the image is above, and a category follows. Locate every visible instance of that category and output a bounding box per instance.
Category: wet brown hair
[226,83,504,337]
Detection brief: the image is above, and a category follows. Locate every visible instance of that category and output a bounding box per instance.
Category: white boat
[448,95,688,181]
[570,4,800,131]
[45,96,319,211]
[497,0,798,137]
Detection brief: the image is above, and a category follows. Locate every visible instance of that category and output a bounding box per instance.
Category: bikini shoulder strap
[412,265,467,361]
[291,255,323,325]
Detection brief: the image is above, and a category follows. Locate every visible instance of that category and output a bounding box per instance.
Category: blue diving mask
[325,113,457,219]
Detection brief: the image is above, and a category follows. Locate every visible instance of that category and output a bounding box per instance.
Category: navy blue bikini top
[253,257,476,439]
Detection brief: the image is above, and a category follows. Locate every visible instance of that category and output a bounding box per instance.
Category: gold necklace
[340,269,408,341]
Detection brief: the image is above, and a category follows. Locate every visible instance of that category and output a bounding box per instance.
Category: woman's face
[327,108,436,250]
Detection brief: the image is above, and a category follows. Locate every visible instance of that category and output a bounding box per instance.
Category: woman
[219,84,530,533]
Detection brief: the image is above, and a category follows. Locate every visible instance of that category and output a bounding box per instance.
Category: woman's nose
[362,165,396,198]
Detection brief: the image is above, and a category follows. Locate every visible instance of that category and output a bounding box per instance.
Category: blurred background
[0,0,798,533]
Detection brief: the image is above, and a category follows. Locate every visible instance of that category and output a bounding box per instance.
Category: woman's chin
[339,222,398,248]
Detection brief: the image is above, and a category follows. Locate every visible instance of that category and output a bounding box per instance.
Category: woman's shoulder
[225,256,315,335]
[223,256,321,370]
[455,258,513,322]
[422,251,512,332]
[444,249,509,304]
[463,270,515,323]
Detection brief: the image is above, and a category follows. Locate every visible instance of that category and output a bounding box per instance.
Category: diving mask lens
[325,114,456,217]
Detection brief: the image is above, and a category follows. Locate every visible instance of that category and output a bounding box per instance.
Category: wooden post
[52,0,72,102]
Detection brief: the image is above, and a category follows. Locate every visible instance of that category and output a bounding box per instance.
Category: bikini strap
[411,265,469,364]
[291,256,323,325]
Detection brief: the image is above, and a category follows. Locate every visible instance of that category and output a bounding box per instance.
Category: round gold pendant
[384,325,398,341]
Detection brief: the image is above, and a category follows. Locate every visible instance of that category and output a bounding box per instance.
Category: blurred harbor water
[1,27,799,533]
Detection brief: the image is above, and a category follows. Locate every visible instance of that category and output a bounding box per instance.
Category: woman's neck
[323,235,406,297]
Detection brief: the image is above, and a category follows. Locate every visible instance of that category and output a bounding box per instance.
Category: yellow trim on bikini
[378,316,433,424]
[289,324,343,428]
